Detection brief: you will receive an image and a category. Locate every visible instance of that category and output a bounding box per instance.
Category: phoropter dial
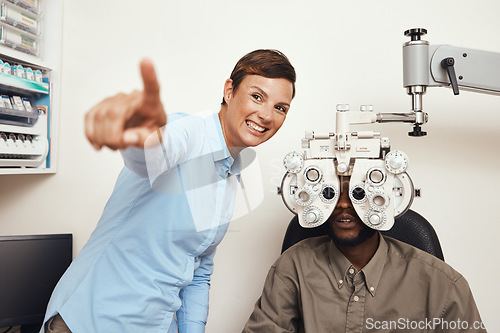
[385,151,409,174]
[294,187,315,206]
[366,167,386,186]
[303,206,324,227]
[283,152,304,173]
[364,210,387,229]
[304,166,322,184]
[368,191,390,212]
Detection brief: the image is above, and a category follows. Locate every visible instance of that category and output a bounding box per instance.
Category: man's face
[222,75,293,149]
[328,176,376,247]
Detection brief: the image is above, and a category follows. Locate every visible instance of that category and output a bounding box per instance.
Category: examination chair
[281,209,445,261]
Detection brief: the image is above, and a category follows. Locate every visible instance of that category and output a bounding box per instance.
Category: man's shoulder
[274,236,330,271]
[282,235,331,255]
[383,235,462,283]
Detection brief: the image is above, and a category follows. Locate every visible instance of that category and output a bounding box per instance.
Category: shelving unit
[0,0,62,175]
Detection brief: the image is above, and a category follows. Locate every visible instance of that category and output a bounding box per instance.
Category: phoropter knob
[303,206,324,226]
[283,152,304,173]
[336,104,350,112]
[384,151,409,174]
[404,28,427,41]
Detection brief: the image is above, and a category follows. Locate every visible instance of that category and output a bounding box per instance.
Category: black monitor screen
[0,234,72,327]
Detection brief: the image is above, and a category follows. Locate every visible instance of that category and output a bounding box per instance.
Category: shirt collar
[205,113,230,162]
[328,232,388,297]
[205,113,241,177]
[328,240,354,290]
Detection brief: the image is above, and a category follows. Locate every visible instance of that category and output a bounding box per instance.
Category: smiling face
[328,176,377,247]
[220,75,293,149]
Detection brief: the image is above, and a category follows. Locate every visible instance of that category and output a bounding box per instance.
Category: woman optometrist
[41,50,296,333]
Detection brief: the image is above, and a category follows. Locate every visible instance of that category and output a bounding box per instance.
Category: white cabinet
[0,0,62,174]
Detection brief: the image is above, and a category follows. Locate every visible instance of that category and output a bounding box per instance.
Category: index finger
[140,58,160,98]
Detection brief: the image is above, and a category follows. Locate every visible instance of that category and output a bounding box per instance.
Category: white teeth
[246,120,265,133]
[339,219,352,223]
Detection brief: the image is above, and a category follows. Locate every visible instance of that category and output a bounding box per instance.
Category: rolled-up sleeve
[120,146,149,177]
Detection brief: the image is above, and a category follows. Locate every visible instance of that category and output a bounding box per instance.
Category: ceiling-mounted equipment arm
[402,28,500,136]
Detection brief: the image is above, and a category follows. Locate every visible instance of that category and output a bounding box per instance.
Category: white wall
[1,0,499,331]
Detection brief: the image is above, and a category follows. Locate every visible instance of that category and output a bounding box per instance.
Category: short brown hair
[222,49,296,105]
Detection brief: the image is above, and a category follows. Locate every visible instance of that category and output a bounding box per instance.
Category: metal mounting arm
[402,28,500,136]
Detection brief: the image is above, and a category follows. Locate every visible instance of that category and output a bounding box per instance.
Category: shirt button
[339,280,343,284]
[349,268,355,275]
[354,295,359,302]
[370,287,375,292]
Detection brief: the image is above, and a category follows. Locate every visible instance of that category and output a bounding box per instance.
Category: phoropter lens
[352,186,366,201]
[322,186,336,200]
[306,168,320,182]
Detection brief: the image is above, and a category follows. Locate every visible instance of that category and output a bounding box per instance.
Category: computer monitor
[0,234,72,328]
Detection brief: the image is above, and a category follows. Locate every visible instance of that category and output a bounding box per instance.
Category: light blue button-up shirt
[42,113,241,333]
